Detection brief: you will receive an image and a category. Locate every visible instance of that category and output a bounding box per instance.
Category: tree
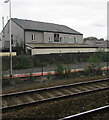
[84,36,98,42]
[15,40,25,55]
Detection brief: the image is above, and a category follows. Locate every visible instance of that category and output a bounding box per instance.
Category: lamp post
[4,0,12,77]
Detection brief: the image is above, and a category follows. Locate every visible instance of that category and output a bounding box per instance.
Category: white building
[1,18,85,55]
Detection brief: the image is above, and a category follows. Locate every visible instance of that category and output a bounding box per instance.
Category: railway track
[59,105,109,120]
[1,78,109,111]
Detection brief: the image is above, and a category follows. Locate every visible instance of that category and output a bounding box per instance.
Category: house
[0,18,84,55]
[84,38,109,48]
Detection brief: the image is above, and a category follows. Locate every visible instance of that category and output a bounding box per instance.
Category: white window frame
[60,37,62,42]
[74,37,78,43]
[54,34,60,43]
[49,37,51,41]
[32,34,36,41]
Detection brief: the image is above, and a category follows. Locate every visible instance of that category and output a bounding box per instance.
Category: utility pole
[4,0,12,77]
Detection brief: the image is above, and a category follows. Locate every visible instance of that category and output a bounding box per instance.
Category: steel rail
[1,78,109,111]
[1,78,109,97]
[59,105,109,120]
[1,87,109,111]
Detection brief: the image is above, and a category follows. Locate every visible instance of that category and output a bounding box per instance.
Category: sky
[0,0,108,39]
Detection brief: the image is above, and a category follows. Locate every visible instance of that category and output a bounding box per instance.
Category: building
[0,18,84,55]
[84,38,109,48]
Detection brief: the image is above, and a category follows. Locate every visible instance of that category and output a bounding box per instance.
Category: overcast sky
[0,0,108,39]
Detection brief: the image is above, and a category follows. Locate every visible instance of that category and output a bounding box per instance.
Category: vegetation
[54,49,106,79]
[2,56,10,71]
[64,65,72,78]
[13,55,33,69]
[47,72,52,80]
[55,63,64,79]
[32,56,42,67]
[84,36,98,41]
[2,50,108,79]
[15,40,25,55]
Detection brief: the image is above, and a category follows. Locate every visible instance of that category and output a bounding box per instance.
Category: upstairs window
[11,34,13,45]
[54,34,59,42]
[60,37,62,42]
[3,30,5,37]
[49,37,51,41]
[32,34,36,41]
[48,36,53,42]
[74,37,78,43]
[7,24,9,34]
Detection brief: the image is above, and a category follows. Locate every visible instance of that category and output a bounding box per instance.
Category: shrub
[64,65,71,78]
[55,63,64,79]
[47,72,52,80]
[32,56,42,67]
[84,65,102,76]
[2,56,10,71]
[13,55,33,69]
[55,63,72,79]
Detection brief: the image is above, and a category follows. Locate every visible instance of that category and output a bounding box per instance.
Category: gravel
[2,89,109,120]
[3,75,108,94]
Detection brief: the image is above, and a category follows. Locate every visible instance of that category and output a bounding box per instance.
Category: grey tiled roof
[12,18,82,35]
[84,39,109,48]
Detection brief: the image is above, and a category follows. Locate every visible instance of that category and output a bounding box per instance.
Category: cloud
[0,0,108,39]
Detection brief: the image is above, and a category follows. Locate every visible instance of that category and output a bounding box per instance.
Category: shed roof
[26,43,96,49]
[12,18,82,35]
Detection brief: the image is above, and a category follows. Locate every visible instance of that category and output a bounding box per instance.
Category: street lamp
[4,0,12,77]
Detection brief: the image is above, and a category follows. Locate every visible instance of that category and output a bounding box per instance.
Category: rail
[1,78,109,111]
[59,105,109,120]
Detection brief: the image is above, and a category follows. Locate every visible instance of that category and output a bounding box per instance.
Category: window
[32,34,36,41]
[48,37,52,42]
[54,34,59,42]
[7,24,9,34]
[11,34,13,45]
[60,37,62,42]
[64,36,68,43]
[70,36,72,40]
[3,30,5,37]
[74,37,78,43]
[49,37,51,41]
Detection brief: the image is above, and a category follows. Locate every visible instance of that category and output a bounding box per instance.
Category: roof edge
[25,29,83,35]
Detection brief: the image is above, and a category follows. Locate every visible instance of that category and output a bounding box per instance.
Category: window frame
[54,34,60,42]
[32,34,36,41]
[74,37,78,43]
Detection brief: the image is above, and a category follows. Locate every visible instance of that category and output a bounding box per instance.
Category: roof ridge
[11,18,83,35]
[12,18,63,26]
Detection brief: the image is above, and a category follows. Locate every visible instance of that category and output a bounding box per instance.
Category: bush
[13,55,33,69]
[55,63,72,79]
[47,72,52,80]
[84,65,102,76]
[2,56,10,71]
[32,56,42,67]
[55,63,64,79]
[64,65,71,78]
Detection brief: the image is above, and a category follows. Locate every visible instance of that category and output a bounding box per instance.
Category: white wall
[25,31,44,43]
[44,32,83,44]
[32,47,98,55]
[2,20,24,49]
